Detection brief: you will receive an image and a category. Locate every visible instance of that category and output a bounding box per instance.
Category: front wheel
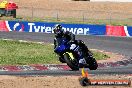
[64,53,79,70]
[59,56,66,63]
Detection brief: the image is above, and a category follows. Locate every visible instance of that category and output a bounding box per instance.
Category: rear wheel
[87,57,98,70]
[64,53,79,70]
[89,59,98,70]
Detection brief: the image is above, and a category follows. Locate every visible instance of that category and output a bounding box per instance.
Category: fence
[16,7,132,25]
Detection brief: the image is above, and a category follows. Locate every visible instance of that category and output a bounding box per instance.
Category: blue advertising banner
[5,21,106,35]
[127,26,132,36]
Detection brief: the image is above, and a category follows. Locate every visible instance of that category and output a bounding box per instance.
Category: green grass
[0,39,109,65]
[0,39,59,65]
[92,50,109,60]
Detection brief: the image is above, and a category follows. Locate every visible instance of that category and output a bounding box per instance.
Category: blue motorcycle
[54,38,98,70]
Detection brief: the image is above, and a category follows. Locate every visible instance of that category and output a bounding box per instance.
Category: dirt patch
[13,0,132,12]
[6,0,132,19]
[0,75,131,88]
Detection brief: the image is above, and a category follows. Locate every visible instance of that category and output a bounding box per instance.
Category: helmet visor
[54,28,61,34]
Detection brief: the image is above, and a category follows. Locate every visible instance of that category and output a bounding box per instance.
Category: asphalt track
[0,32,131,56]
[0,65,132,76]
[0,31,132,75]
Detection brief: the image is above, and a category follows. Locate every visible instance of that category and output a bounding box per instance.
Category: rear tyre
[87,57,98,70]
[89,59,98,70]
[64,53,79,71]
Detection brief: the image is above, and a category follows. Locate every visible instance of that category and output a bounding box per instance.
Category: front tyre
[64,53,79,71]
[59,57,66,63]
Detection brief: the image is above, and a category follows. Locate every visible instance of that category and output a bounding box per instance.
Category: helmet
[53,24,64,35]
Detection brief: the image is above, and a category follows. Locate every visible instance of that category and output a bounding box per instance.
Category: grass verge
[0,39,109,65]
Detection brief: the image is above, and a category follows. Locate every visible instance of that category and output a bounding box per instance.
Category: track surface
[0,32,131,56]
[0,31,132,75]
[0,65,132,76]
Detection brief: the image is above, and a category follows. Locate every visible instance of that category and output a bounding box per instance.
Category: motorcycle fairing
[64,52,74,60]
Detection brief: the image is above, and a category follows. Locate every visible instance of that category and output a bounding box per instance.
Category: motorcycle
[54,38,98,70]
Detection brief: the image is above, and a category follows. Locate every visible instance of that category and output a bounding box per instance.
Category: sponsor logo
[13,23,24,31]
[6,21,24,32]
[28,23,89,34]
[79,68,131,86]
[6,21,90,34]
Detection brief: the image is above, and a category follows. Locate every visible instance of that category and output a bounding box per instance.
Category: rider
[53,24,89,68]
